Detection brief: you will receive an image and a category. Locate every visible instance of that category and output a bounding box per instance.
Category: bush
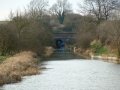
[0,24,18,55]
[75,15,97,49]
[76,32,94,49]
[90,40,108,55]
[0,15,53,56]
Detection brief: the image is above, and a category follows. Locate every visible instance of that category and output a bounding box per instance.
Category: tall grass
[0,51,40,86]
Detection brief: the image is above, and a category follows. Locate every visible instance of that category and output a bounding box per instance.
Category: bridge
[53,32,76,49]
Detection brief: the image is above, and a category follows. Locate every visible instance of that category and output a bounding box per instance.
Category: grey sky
[0,0,83,20]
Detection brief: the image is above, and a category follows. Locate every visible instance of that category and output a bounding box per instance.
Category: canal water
[0,50,120,90]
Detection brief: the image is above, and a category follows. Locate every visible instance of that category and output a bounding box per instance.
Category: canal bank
[0,51,40,86]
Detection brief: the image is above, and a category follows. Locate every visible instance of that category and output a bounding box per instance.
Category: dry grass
[44,47,54,57]
[0,51,40,86]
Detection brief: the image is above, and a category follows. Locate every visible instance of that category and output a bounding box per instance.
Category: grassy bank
[0,51,40,86]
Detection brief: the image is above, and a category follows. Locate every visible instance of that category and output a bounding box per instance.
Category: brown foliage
[75,16,97,49]
[0,51,39,86]
[0,13,53,55]
[98,21,120,58]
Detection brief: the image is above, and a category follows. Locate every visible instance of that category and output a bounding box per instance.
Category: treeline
[75,0,120,58]
[0,0,53,56]
[0,0,74,56]
[1,0,120,58]
[0,17,53,56]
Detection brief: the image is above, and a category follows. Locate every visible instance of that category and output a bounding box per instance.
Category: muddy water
[0,60,120,90]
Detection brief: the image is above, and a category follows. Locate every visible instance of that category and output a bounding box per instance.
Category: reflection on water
[48,49,84,60]
[0,60,120,90]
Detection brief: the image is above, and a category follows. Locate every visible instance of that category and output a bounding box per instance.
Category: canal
[0,51,120,90]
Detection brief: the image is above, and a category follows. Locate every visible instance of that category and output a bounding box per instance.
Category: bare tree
[9,10,14,20]
[11,11,30,40]
[28,0,49,20]
[79,0,119,23]
[102,0,119,20]
[50,0,72,24]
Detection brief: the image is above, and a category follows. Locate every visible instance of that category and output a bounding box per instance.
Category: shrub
[0,24,18,55]
[90,40,108,55]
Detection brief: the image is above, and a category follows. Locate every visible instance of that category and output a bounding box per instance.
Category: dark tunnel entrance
[55,39,65,49]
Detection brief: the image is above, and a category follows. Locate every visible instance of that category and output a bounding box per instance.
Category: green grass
[0,56,8,63]
[95,47,108,55]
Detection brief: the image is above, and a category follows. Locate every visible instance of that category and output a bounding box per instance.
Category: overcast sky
[0,0,83,21]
